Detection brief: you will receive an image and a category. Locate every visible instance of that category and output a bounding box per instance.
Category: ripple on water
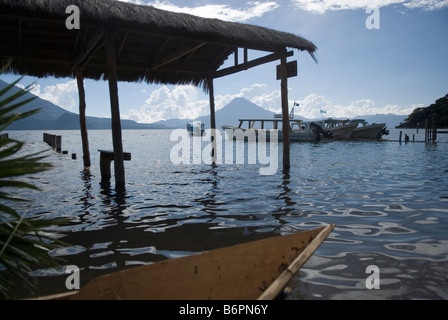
[8,130,448,299]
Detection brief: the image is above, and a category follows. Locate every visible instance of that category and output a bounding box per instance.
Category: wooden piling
[280,52,290,171]
[56,135,62,152]
[425,114,438,143]
[208,76,217,165]
[399,131,402,143]
[98,150,131,181]
[106,31,125,189]
[75,67,91,167]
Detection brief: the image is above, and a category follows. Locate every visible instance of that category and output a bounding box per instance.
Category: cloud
[28,80,78,112]
[126,83,283,123]
[117,0,146,4]
[144,1,279,22]
[404,0,448,10]
[293,93,416,119]
[290,0,447,13]
[126,84,416,123]
[127,85,209,123]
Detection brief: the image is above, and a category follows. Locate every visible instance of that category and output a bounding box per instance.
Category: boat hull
[352,123,386,139]
[33,224,335,300]
[328,122,358,140]
[221,125,320,143]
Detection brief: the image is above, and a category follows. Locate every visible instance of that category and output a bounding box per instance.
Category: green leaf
[0,75,71,299]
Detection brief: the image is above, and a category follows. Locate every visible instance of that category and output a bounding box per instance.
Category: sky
[2,0,448,123]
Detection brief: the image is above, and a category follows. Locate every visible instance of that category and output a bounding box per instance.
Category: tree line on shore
[397,94,448,128]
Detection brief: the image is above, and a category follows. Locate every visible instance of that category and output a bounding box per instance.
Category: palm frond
[0,75,70,299]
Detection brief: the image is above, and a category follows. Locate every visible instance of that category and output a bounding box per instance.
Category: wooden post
[106,30,125,189]
[280,52,290,171]
[56,135,62,152]
[208,77,217,165]
[399,130,402,143]
[99,152,112,181]
[432,115,437,142]
[75,67,91,167]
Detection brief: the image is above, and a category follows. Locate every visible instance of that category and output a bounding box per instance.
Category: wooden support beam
[75,67,91,167]
[280,52,290,171]
[73,29,82,54]
[152,42,206,70]
[117,31,129,58]
[213,50,293,79]
[106,30,126,189]
[17,18,22,48]
[153,38,170,63]
[234,48,238,66]
[208,76,217,165]
[72,28,106,70]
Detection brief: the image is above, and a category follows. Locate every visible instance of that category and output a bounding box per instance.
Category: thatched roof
[0,0,317,89]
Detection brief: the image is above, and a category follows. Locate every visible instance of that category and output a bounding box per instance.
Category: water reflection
[9,130,448,299]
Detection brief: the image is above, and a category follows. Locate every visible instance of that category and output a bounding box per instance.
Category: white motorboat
[186,121,205,136]
[221,117,321,143]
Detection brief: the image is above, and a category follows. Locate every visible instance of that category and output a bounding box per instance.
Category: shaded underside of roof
[0,0,317,89]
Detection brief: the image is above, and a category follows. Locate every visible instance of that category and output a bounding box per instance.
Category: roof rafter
[71,28,106,71]
[151,42,207,70]
[213,50,294,79]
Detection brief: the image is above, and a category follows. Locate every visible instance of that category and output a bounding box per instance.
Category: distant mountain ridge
[153,97,277,129]
[0,79,166,130]
[1,78,407,130]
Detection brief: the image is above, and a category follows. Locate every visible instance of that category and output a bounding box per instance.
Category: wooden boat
[221,117,321,143]
[34,224,335,300]
[319,119,358,140]
[350,119,388,140]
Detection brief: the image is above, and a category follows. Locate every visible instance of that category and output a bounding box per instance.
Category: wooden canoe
[36,224,335,300]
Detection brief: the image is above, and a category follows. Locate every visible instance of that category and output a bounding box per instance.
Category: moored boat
[350,119,389,140]
[32,224,335,300]
[186,121,205,136]
[319,119,358,140]
[221,117,321,143]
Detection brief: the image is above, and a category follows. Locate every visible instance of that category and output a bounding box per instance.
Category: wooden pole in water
[56,135,62,152]
[75,67,91,167]
[280,51,290,171]
[208,76,217,165]
[106,30,125,189]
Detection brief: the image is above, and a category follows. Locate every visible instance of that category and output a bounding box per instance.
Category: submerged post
[55,135,62,153]
[75,67,91,167]
[106,30,125,189]
[280,52,290,171]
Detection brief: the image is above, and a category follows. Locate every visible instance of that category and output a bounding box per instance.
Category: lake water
[6,128,448,300]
